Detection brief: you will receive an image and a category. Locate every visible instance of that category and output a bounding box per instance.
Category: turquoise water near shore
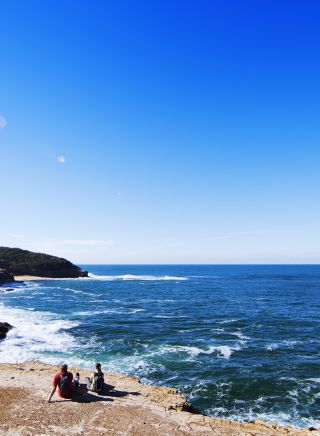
[1,265,320,428]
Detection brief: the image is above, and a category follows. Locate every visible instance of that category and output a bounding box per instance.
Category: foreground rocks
[0,361,318,435]
[0,247,88,278]
[0,322,13,340]
[0,269,14,285]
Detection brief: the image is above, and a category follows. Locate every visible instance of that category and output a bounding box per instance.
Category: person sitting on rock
[47,364,74,402]
[87,362,104,393]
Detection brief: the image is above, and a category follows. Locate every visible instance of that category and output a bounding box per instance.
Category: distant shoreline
[14,275,51,281]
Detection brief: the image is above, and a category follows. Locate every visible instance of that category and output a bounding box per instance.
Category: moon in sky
[0,115,7,128]
[57,155,66,163]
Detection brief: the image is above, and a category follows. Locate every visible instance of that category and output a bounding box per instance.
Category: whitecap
[152,344,239,359]
[87,273,187,281]
[177,327,210,333]
[266,340,299,351]
[212,345,235,359]
[216,319,239,324]
[305,378,320,383]
[73,307,145,316]
[230,331,251,340]
[266,343,279,351]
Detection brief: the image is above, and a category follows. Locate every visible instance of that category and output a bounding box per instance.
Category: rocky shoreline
[0,361,318,435]
[0,322,13,340]
[0,269,14,285]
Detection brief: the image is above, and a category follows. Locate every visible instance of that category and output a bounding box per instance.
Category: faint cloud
[57,155,65,164]
[0,115,7,128]
[116,192,121,196]
[10,234,24,239]
[208,230,289,242]
[62,239,115,246]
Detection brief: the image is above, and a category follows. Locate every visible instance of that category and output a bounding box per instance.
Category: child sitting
[87,362,104,393]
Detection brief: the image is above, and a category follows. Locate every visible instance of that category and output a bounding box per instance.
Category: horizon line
[77,263,320,266]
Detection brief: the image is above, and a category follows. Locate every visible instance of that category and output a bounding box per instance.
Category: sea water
[1,264,320,428]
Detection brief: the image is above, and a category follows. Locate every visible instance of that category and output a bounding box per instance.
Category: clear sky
[1,1,320,264]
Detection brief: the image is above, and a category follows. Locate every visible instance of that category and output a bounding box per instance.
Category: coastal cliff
[0,247,88,278]
[0,361,318,435]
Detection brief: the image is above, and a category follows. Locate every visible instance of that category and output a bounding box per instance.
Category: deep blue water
[1,265,320,428]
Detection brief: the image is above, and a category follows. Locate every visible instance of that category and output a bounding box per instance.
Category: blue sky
[1,1,320,263]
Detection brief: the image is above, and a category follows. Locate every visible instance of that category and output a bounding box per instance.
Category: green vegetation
[0,247,88,278]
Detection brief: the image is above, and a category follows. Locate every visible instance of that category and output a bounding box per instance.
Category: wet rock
[0,288,14,293]
[0,322,13,340]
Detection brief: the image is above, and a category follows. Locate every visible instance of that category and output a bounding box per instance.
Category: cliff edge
[0,361,318,435]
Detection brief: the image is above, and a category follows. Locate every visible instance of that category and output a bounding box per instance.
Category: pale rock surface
[0,361,318,436]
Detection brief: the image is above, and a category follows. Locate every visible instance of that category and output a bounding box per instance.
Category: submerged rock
[0,288,14,293]
[0,322,13,340]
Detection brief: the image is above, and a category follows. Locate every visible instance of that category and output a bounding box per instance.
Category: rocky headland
[0,247,88,278]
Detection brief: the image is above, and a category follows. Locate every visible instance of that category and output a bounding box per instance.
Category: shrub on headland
[0,247,88,278]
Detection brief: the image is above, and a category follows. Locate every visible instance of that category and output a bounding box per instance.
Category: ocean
[0,264,320,428]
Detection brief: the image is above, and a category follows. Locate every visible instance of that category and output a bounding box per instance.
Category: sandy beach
[0,361,318,436]
[14,276,51,281]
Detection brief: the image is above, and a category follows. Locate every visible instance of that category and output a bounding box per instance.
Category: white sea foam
[105,354,166,378]
[208,409,320,430]
[88,273,187,281]
[217,346,232,359]
[152,344,239,359]
[230,331,251,340]
[306,378,320,383]
[216,319,239,324]
[0,303,79,364]
[136,299,175,303]
[73,308,146,316]
[266,340,299,351]
[0,282,41,293]
[266,343,278,351]
[177,327,211,333]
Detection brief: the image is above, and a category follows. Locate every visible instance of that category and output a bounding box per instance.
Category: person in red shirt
[47,364,74,402]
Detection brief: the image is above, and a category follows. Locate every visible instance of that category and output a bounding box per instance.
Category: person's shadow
[71,383,141,403]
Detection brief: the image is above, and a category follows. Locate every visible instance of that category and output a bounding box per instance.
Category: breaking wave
[88,273,187,281]
[0,303,90,367]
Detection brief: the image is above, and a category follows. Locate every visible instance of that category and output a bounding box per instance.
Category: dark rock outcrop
[0,269,15,285]
[0,247,88,278]
[0,322,13,340]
